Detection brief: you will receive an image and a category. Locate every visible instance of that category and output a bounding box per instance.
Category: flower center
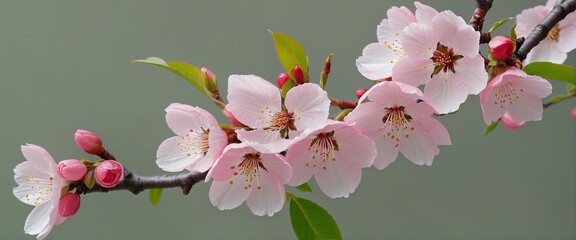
[546,25,561,42]
[230,153,266,190]
[24,176,54,206]
[430,43,463,76]
[268,110,296,138]
[492,82,522,109]
[382,38,406,63]
[178,128,210,157]
[379,106,414,148]
[305,130,339,170]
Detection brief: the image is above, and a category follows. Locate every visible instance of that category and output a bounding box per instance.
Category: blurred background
[1,0,574,239]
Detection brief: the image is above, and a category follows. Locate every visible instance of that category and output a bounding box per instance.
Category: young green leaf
[289,194,342,240]
[483,120,500,136]
[133,57,211,97]
[149,188,163,207]
[295,183,313,193]
[269,30,309,82]
[509,22,517,42]
[523,62,576,85]
[84,170,96,189]
[488,17,514,33]
[281,79,297,99]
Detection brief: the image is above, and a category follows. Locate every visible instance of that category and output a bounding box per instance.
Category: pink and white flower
[516,0,576,64]
[207,143,292,216]
[356,1,437,80]
[479,68,552,125]
[156,103,228,173]
[345,81,451,169]
[226,75,330,152]
[13,144,69,240]
[286,121,376,198]
[394,10,488,114]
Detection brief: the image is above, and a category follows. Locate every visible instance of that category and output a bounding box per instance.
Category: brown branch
[513,0,576,61]
[329,97,357,110]
[469,0,494,31]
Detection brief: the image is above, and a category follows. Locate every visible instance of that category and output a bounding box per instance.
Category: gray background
[1,1,574,239]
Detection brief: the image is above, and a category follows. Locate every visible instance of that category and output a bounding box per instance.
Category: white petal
[156,136,202,172]
[515,6,548,37]
[315,160,362,199]
[414,1,438,25]
[209,178,252,211]
[387,6,416,33]
[392,57,433,87]
[24,202,53,235]
[557,25,576,52]
[433,11,479,57]
[524,42,567,64]
[400,23,436,59]
[226,75,281,128]
[285,83,330,130]
[246,172,285,216]
[371,132,400,170]
[399,121,438,166]
[21,144,55,174]
[165,103,216,136]
[356,42,398,80]
[424,73,470,114]
[453,55,488,94]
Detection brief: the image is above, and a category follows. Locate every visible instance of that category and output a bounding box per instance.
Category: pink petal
[285,83,330,130]
[245,172,285,216]
[209,177,252,211]
[423,117,452,146]
[24,202,53,235]
[21,144,55,173]
[399,121,439,166]
[208,144,247,181]
[515,6,548,37]
[227,75,281,128]
[372,132,400,170]
[332,123,376,168]
[387,6,416,33]
[453,54,488,94]
[206,127,228,164]
[376,19,395,43]
[506,92,545,122]
[259,153,292,184]
[400,23,437,59]
[501,112,525,130]
[156,136,202,172]
[285,134,317,186]
[524,42,567,64]
[414,1,438,24]
[424,73,470,114]
[433,11,479,57]
[479,86,506,124]
[345,102,385,132]
[236,129,294,153]
[357,42,399,80]
[392,57,433,87]
[367,81,423,108]
[314,160,362,199]
[512,75,552,98]
[165,103,216,136]
[557,25,576,52]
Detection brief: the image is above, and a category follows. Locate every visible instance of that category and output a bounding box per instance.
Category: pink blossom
[501,112,525,130]
[571,107,576,120]
[394,10,487,114]
[516,0,576,64]
[58,193,81,217]
[57,159,87,181]
[226,75,330,152]
[74,129,104,155]
[13,144,69,240]
[207,143,292,216]
[95,160,124,188]
[345,81,451,169]
[156,103,228,173]
[356,2,437,80]
[489,36,515,61]
[286,121,376,198]
[479,68,552,125]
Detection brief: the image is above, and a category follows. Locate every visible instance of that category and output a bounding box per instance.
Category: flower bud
[501,112,524,130]
[58,193,81,217]
[201,67,215,80]
[57,159,87,181]
[571,107,576,121]
[223,106,246,127]
[489,36,515,61]
[95,160,123,188]
[355,88,368,99]
[74,129,104,155]
[292,66,305,84]
[276,72,291,89]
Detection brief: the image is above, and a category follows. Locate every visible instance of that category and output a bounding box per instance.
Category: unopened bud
[57,159,87,181]
[489,36,515,61]
[571,107,576,121]
[201,67,215,80]
[292,66,304,84]
[58,193,81,217]
[501,112,524,130]
[355,88,368,99]
[74,129,104,155]
[276,72,290,89]
[95,160,123,188]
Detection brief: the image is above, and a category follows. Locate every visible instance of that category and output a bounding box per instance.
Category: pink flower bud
[201,67,215,80]
[58,193,81,217]
[489,36,515,61]
[223,106,246,127]
[57,159,87,181]
[292,66,305,84]
[501,112,524,130]
[276,72,290,89]
[571,107,576,121]
[74,129,104,155]
[355,88,368,99]
[95,160,123,188]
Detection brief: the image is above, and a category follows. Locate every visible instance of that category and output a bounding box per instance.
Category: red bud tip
[74,129,104,155]
[292,66,304,84]
[276,72,290,89]
[355,88,368,99]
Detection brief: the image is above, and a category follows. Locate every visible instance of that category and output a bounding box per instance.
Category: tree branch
[543,91,576,109]
[329,97,357,110]
[513,0,576,61]
[469,0,494,43]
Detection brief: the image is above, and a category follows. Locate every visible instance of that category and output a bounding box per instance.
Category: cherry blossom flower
[13,144,69,240]
[286,121,376,198]
[479,68,552,125]
[226,75,330,152]
[516,0,576,64]
[356,1,437,80]
[207,143,292,216]
[345,81,451,170]
[156,103,228,173]
[394,10,488,114]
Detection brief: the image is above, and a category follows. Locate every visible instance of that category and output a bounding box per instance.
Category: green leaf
[295,183,313,193]
[523,62,576,85]
[133,57,211,97]
[565,83,576,93]
[149,188,163,207]
[269,30,309,82]
[84,170,96,189]
[483,120,500,136]
[488,17,514,33]
[289,194,342,240]
[549,95,565,104]
[281,79,296,99]
[509,22,517,41]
